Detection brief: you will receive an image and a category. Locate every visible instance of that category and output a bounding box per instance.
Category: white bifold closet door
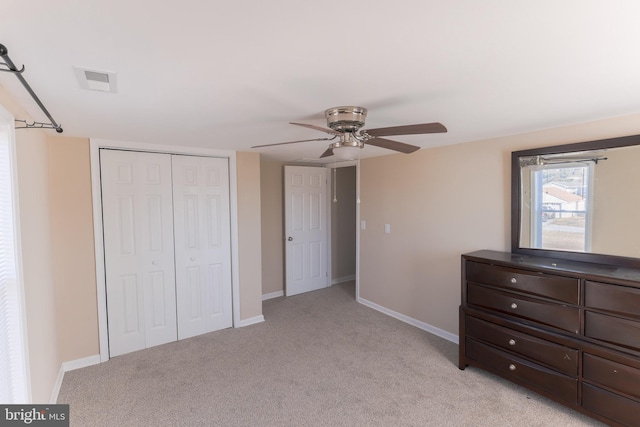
[171,155,232,339]
[101,150,178,357]
[101,150,232,357]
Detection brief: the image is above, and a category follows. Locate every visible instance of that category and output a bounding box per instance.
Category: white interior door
[172,155,233,339]
[100,150,177,357]
[284,165,328,296]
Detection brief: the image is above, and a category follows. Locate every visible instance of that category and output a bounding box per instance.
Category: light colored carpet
[58,282,604,426]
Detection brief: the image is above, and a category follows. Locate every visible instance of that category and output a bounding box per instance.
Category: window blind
[0,116,28,403]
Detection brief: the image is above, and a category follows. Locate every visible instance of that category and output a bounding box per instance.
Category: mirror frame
[511,133,640,269]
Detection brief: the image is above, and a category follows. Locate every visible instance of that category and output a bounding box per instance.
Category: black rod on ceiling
[0,43,63,133]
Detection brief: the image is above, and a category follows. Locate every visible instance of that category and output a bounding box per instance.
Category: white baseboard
[236,315,265,327]
[357,297,459,345]
[332,275,355,285]
[50,354,101,403]
[50,366,65,404]
[262,290,284,301]
[62,354,101,372]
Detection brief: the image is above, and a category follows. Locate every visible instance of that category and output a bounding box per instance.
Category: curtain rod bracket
[0,43,63,133]
[0,63,25,74]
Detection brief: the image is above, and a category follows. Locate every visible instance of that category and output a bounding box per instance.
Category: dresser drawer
[584,353,640,400]
[468,284,580,333]
[582,383,640,427]
[585,281,640,320]
[466,338,577,404]
[466,261,579,304]
[465,316,578,375]
[585,311,640,352]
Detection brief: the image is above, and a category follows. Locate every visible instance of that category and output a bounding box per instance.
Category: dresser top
[464,250,640,285]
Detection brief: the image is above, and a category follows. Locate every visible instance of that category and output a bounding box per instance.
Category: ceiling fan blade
[366,122,447,137]
[251,137,332,148]
[366,137,420,154]
[290,122,342,135]
[320,147,334,158]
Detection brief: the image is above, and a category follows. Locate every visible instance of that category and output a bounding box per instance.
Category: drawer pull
[508,339,516,346]
[510,277,517,284]
[510,302,518,309]
[509,364,516,371]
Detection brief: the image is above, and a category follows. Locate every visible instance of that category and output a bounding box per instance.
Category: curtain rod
[0,43,63,133]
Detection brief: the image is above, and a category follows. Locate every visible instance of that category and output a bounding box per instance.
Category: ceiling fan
[251,106,448,159]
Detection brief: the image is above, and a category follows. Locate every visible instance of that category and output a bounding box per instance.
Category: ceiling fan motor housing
[325,106,367,132]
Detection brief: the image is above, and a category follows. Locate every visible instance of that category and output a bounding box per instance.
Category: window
[0,105,29,403]
[529,162,593,252]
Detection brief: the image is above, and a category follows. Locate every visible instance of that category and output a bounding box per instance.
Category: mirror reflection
[518,144,640,259]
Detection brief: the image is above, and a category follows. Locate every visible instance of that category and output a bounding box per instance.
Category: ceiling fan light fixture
[332,139,363,161]
[333,145,362,160]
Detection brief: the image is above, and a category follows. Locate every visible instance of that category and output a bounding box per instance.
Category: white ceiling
[2,1,640,163]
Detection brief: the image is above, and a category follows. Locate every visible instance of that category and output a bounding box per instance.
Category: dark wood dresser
[459,250,640,427]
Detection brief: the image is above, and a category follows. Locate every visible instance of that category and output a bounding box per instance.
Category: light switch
[361,220,366,230]
[384,223,391,234]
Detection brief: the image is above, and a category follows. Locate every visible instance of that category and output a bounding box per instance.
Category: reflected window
[529,162,593,252]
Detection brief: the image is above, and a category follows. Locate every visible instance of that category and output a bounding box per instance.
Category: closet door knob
[287,236,293,241]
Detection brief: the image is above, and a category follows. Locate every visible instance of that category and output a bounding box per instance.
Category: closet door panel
[172,155,232,339]
[101,150,178,356]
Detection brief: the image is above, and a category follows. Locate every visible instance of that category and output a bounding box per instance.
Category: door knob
[287,236,293,241]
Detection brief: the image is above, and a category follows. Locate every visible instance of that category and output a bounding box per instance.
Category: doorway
[329,165,357,295]
[279,163,358,298]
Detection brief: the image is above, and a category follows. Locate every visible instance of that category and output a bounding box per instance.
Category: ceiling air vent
[74,66,117,93]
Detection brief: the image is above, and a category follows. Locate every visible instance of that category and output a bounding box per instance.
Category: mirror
[512,134,640,268]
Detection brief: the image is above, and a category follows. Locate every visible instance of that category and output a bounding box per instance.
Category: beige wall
[47,136,99,361]
[359,112,640,337]
[0,83,61,402]
[260,157,284,295]
[236,151,263,319]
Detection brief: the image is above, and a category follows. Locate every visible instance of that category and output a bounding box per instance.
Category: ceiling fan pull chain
[356,159,361,204]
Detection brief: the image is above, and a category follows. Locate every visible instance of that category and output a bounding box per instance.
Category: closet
[100,149,232,357]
